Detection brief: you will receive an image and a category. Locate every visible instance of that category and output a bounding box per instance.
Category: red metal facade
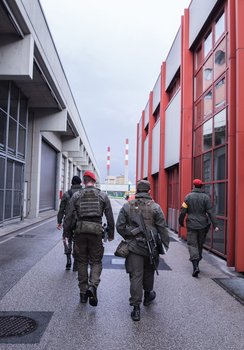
[135,0,244,272]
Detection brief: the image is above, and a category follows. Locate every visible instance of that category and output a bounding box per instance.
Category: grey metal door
[39,140,57,211]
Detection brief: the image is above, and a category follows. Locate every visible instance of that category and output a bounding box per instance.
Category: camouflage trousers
[73,233,104,294]
[125,252,158,306]
[187,229,207,261]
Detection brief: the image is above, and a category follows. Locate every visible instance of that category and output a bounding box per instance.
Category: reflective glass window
[214,109,226,146]
[213,219,225,254]
[203,56,213,92]
[194,68,203,100]
[204,184,212,200]
[195,45,203,71]
[203,119,213,151]
[214,146,225,180]
[0,110,7,149]
[18,126,26,156]
[0,81,9,112]
[5,190,12,219]
[10,83,19,120]
[194,156,202,179]
[13,191,21,217]
[214,77,225,110]
[8,118,17,152]
[203,90,212,119]
[203,152,212,182]
[215,12,225,43]
[214,183,225,216]
[194,127,202,156]
[14,163,23,190]
[195,100,202,126]
[204,32,212,58]
[6,160,13,189]
[214,40,226,79]
[0,190,3,222]
[0,158,5,189]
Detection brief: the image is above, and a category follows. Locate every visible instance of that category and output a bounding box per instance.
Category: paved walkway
[0,199,243,350]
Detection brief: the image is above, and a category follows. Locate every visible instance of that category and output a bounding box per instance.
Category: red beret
[193,178,203,186]
[83,170,96,182]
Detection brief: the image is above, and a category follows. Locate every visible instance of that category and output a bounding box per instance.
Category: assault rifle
[133,212,159,275]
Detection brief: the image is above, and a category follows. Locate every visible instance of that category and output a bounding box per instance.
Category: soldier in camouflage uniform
[65,170,114,306]
[57,176,82,271]
[116,180,169,321]
[178,178,219,277]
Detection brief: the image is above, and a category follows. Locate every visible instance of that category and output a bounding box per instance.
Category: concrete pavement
[0,199,243,349]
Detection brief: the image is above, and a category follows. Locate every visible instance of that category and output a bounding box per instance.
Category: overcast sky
[40,0,190,183]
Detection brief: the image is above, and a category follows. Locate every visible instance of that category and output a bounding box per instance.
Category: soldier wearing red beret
[65,170,114,306]
[179,179,219,277]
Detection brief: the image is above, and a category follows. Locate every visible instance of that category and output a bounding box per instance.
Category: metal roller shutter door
[39,140,57,212]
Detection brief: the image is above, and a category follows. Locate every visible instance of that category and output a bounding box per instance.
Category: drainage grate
[0,315,37,338]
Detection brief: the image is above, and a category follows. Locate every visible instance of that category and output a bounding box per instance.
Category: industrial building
[0,0,99,226]
[136,0,244,272]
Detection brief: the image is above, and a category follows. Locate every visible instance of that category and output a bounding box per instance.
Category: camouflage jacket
[57,184,82,225]
[64,186,115,239]
[178,188,218,230]
[116,192,169,255]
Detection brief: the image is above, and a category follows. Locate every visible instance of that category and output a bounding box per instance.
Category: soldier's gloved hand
[215,227,219,232]
[57,224,62,230]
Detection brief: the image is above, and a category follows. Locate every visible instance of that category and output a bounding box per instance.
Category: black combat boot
[131,305,140,321]
[80,293,88,303]
[86,285,98,307]
[143,290,156,306]
[66,254,72,270]
[192,260,200,277]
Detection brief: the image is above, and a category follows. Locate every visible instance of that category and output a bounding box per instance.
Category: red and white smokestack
[124,138,129,184]
[107,146,110,178]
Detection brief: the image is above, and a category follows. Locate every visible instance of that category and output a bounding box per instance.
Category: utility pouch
[114,240,129,258]
[75,220,103,235]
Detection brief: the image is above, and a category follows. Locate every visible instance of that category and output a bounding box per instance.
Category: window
[203,56,213,92]
[193,7,227,257]
[204,32,212,58]
[203,152,212,182]
[203,90,213,118]
[215,12,225,43]
[0,110,7,149]
[214,146,226,180]
[214,109,226,146]
[214,77,226,110]
[203,119,213,151]
[214,39,226,79]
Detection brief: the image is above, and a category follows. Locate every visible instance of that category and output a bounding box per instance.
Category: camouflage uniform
[65,186,114,296]
[179,187,218,270]
[57,184,82,258]
[116,191,169,307]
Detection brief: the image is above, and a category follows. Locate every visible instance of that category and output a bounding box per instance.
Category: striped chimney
[107,146,110,178]
[124,138,129,184]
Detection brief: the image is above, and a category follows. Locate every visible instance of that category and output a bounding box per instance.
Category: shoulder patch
[182,202,188,209]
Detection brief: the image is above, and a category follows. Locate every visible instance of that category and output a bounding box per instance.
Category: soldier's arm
[178,199,188,227]
[63,195,76,234]
[57,194,68,225]
[205,196,218,229]
[103,196,115,240]
[154,206,170,250]
[115,204,138,239]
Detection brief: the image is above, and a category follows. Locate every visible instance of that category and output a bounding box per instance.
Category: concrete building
[0,0,99,226]
[136,0,244,272]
